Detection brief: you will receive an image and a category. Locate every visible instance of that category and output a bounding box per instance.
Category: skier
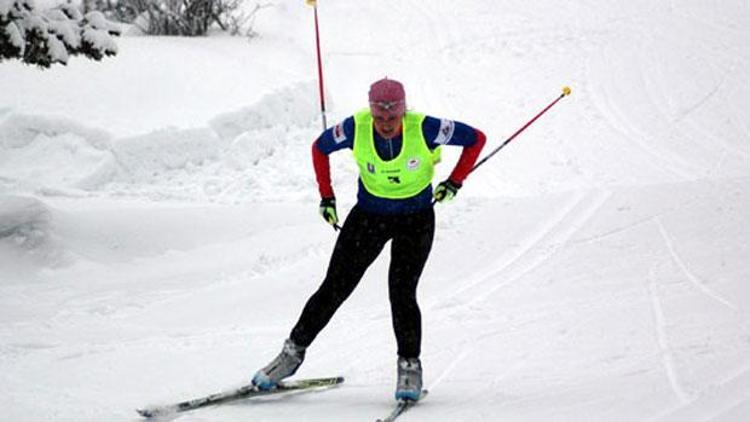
[252,77,486,401]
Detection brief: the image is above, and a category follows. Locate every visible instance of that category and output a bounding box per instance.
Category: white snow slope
[1,1,749,421]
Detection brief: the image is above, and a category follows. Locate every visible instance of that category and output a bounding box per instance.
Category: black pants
[289,205,435,358]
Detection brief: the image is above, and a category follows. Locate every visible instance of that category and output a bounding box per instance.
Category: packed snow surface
[1,1,749,421]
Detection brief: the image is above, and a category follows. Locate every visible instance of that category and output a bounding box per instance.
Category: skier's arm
[312,142,334,198]
[447,128,486,184]
[425,117,487,185]
[311,117,355,199]
[425,117,486,202]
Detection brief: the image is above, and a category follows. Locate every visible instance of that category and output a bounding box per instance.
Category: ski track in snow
[428,347,474,391]
[427,189,611,312]
[466,189,611,308]
[647,270,691,404]
[650,364,750,422]
[654,217,737,312]
[589,40,697,181]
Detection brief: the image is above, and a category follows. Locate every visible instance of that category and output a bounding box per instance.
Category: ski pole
[433,86,572,205]
[306,1,337,231]
[306,0,328,130]
[470,86,572,174]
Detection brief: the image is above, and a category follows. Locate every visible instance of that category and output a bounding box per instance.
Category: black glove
[433,179,462,203]
[319,197,338,226]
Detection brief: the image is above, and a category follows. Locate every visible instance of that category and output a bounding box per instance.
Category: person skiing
[252,77,486,401]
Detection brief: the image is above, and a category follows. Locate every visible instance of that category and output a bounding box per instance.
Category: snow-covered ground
[1,1,749,421]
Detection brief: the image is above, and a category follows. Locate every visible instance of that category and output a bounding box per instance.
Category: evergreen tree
[1,0,120,68]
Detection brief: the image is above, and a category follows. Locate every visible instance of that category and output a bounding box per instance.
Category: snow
[46,10,82,50]
[46,31,69,64]
[1,0,749,421]
[3,21,24,51]
[81,25,117,56]
[0,0,13,16]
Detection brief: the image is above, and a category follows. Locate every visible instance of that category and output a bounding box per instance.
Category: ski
[137,376,344,418]
[375,390,429,422]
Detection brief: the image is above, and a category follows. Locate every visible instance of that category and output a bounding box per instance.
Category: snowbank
[108,81,322,202]
[209,81,319,141]
[0,195,51,247]
[0,114,114,194]
[0,195,68,273]
[0,82,323,202]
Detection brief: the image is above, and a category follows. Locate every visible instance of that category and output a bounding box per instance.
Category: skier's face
[371,108,403,139]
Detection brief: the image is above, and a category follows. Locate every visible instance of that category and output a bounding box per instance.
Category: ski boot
[395,356,423,401]
[252,339,306,390]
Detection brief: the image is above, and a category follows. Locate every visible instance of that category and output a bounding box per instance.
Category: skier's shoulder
[317,116,355,153]
[331,116,355,144]
[421,114,477,147]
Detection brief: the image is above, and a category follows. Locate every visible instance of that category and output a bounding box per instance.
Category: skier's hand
[433,179,461,203]
[319,197,338,226]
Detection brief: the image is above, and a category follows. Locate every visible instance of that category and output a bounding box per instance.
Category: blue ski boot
[395,356,423,401]
[252,339,306,390]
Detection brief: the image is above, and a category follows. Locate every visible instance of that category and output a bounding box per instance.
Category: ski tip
[137,407,173,419]
[321,375,346,385]
[136,408,153,418]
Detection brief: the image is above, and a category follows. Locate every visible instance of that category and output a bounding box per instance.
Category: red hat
[369,78,406,117]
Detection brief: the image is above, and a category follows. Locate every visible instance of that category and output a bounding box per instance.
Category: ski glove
[319,197,339,226]
[433,179,462,203]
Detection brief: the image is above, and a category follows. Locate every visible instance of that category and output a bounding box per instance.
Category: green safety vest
[353,109,441,199]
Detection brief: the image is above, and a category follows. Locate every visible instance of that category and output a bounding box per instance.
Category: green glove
[433,179,461,203]
[319,197,338,226]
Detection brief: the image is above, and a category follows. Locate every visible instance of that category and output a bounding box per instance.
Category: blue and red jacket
[313,114,486,215]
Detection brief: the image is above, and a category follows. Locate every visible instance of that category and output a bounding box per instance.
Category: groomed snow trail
[1,0,749,421]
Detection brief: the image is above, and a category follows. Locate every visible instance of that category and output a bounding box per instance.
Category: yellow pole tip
[305,0,317,6]
[562,86,572,96]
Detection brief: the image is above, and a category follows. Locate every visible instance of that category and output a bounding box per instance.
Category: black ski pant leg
[387,207,435,359]
[290,207,389,347]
